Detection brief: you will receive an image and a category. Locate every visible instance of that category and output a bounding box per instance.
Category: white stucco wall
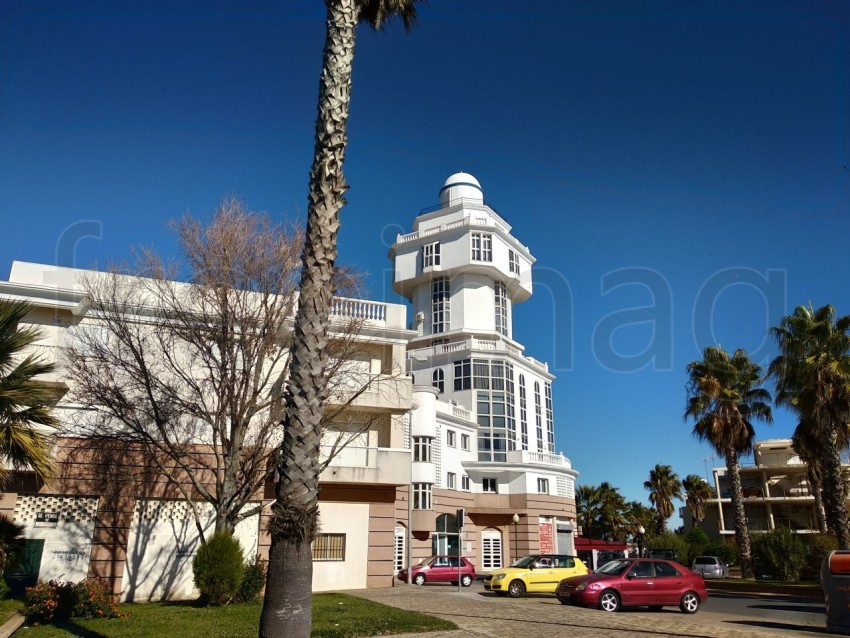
[14,495,100,583]
[121,500,259,602]
[313,502,370,592]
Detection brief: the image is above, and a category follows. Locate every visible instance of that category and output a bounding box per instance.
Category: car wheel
[598,590,621,612]
[680,591,700,614]
[558,598,570,605]
[507,580,526,598]
[461,574,473,587]
[413,573,426,586]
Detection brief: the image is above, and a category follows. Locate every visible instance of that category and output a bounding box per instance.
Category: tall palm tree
[260,3,423,637]
[644,464,682,535]
[0,301,56,485]
[770,304,850,548]
[685,346,772,579]
[682,474,714,524]
[576,484,603,538]
[791,425,828,533]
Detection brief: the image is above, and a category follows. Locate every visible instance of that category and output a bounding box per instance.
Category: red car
[397,555,476,587]
[555,558,707,613]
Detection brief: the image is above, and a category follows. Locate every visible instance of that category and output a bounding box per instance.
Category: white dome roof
[439,172,484,205]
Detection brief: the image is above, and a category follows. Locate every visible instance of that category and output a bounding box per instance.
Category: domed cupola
[439,172,484,206]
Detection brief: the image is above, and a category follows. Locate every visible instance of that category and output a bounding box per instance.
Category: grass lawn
[0,597,23,624]
[12,593,456,638]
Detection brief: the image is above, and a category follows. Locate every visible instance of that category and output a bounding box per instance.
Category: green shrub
[71,578,120,619]
[237,556,266,602]
[645,533,689,563]
[751,527,807,581]
[803,533,839,580]
[704,541,736,567]
[685,527,710,563]
[193,532,244,605]
[0,515,26,574]
[0,578,9,600]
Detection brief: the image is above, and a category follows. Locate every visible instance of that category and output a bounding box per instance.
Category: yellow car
[484,554,590,597]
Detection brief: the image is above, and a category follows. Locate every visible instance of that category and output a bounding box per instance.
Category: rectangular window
[447,472,456,489]
[534,382,544,451]
[312,533,346,561]
[509,249,520,274]
[413,436,432,463]
[537,478,549,494]
[431,277,451,334]
[454,359,471,391]
[471,232,493,262]
[422,242,441,268]
[413,483,432,510]
[447,430,456,447]
[495,281,508,336]
[461,475,470,491]
[545,382,555,453]
[483,478,498,493]
[461,434,470,451]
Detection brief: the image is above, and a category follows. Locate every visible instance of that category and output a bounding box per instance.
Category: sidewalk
[350,584,825,638]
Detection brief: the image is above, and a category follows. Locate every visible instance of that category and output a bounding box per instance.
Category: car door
[650,561,686,604]
[525,555,556,592]
[429,556,452,581]
[618,560,655,605]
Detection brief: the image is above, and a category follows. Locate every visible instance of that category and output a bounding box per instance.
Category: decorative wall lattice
[134,500,212,522]
[14,495,99,525]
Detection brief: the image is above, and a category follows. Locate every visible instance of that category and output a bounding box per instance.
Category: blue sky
[2,0,849,523]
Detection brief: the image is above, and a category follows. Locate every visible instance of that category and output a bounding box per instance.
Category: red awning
[574,537,628,551]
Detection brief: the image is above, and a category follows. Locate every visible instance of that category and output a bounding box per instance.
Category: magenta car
[397,555,476,586]
[555,558,707,613]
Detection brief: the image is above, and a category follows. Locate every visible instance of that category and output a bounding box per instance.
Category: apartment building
[0,172,579,598]
[389,173,579,572]
[698,439,824,537]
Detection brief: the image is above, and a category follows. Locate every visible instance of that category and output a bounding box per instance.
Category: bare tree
[64,199,388,540]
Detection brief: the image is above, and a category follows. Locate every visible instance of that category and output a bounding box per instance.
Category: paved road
[351,582,831,638]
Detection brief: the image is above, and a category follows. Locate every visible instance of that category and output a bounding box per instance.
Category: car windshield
[595,559,633,575]
[694,557,714,564]
[418,556,437,566]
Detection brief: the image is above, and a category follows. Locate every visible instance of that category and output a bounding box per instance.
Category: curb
[0,613,25,638]
[706,581,823,600]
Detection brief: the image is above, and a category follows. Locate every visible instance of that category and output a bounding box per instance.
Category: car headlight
[493,573,507,580]
[576,582,587,591]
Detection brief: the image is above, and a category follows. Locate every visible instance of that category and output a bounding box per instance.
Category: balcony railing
[408,338,548,373]
[330,298,386,322]
[396,210,513,244]
[506,449,572,469]
[720,516,817,533]
[320,445,377,468]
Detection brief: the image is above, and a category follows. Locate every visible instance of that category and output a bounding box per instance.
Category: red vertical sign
[538,522,554,553]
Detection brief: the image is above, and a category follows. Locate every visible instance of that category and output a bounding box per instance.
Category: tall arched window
[432,514,459,555]
[534,381,543,451]
[432,368,444,393]
[394,524,407,573]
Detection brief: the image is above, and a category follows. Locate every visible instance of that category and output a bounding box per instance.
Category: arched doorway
[481,528,503,570]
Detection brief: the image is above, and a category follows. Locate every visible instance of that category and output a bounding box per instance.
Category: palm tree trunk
[725,449,754,579]
[820,427,850,548]
[807,464,828,534]
[259,2,358,637]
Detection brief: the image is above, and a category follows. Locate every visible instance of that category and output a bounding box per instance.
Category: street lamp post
[512,513,520,563]
[635,525,645,558]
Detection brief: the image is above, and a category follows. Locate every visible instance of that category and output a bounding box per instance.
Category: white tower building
[389,173,578,566]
